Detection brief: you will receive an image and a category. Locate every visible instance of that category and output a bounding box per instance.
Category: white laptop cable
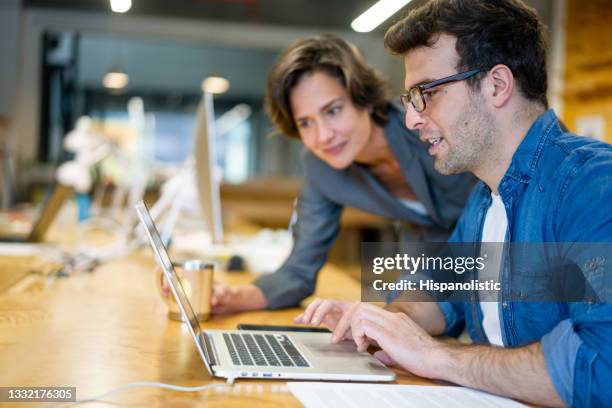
[45,381,231,406]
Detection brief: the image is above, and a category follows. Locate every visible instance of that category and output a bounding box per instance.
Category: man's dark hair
[384,0,548,108]
[266,34,388,139]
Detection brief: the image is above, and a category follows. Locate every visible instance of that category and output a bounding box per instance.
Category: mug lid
[172,260,214,270]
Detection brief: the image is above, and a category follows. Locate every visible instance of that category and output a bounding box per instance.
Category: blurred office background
[0,0,610,265]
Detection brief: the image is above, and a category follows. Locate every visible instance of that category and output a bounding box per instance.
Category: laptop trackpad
[299,337,360,357]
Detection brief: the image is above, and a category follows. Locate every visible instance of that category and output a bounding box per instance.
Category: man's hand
[294,299,445,377]
[348,303,445,379]
[293,298,358,341]
[211,283,268,314]
[296,299,564,406]
[385,300,446,336]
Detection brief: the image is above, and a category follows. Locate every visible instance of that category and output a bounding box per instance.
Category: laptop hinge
[200,332,219,366]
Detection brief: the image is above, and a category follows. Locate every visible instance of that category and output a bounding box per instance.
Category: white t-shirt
[399,198,428,216]
[480,193,508,347]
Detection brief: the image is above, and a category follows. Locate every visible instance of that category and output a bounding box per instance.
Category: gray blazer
[254,103,477,308]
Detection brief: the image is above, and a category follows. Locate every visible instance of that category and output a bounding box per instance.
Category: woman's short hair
[265,34,388,139]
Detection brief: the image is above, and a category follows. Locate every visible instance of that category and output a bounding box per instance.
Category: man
[295,0,612,406]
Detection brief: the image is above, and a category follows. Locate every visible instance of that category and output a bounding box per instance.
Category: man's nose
[404,103,425,131]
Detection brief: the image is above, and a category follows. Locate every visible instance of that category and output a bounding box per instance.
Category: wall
[0,0,22,207]
[13,8,402,164]
[562,0,612,143]
[0,0,22,143]
[77,36,280,98]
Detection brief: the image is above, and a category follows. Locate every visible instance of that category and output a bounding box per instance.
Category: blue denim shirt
[437,110,612,407]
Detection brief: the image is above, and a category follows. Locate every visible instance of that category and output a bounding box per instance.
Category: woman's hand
[211,283,268,314]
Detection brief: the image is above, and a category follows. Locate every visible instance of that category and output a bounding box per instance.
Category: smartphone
[237,323,331,333]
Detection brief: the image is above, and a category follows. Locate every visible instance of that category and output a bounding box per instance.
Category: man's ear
[485,64,514,108]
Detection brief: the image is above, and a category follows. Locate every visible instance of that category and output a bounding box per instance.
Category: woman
[211,34,476,313]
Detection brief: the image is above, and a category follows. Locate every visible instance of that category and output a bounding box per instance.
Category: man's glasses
[400,68,485,113]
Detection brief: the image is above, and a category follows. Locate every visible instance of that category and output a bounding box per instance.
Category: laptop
[0,185,71,243]
[135,200,395,382]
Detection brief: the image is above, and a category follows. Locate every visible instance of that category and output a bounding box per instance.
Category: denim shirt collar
[502,109,559,185]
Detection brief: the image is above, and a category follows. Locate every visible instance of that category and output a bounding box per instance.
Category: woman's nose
[316,122,335,145]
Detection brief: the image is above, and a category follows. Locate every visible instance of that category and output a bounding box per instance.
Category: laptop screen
[134,201,212,373]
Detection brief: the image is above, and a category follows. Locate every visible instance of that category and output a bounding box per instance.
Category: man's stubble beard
[435,93,495,175]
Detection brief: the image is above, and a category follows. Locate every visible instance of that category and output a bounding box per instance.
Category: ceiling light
[351,0,411,33]
[103,66,129,89]
[110,0,132,13]
[201,76,230,94]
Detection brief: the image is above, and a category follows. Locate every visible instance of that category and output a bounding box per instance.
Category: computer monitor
[193,92,224,244]
[0,184,72,243]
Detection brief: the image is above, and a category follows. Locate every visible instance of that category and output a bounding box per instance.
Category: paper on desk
[287,382,527,408]
[0,243,46,256]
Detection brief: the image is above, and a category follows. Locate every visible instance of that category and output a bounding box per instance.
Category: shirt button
[502,302,508,309]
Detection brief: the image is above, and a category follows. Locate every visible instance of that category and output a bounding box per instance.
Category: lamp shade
[103,65,129,90]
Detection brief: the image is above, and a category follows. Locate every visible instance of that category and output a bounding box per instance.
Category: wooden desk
[0,252,435,407]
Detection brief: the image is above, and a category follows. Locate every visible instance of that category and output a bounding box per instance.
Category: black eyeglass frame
[400,68,486,113]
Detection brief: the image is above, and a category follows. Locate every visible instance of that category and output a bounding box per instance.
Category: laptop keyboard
[223,333,310,367]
